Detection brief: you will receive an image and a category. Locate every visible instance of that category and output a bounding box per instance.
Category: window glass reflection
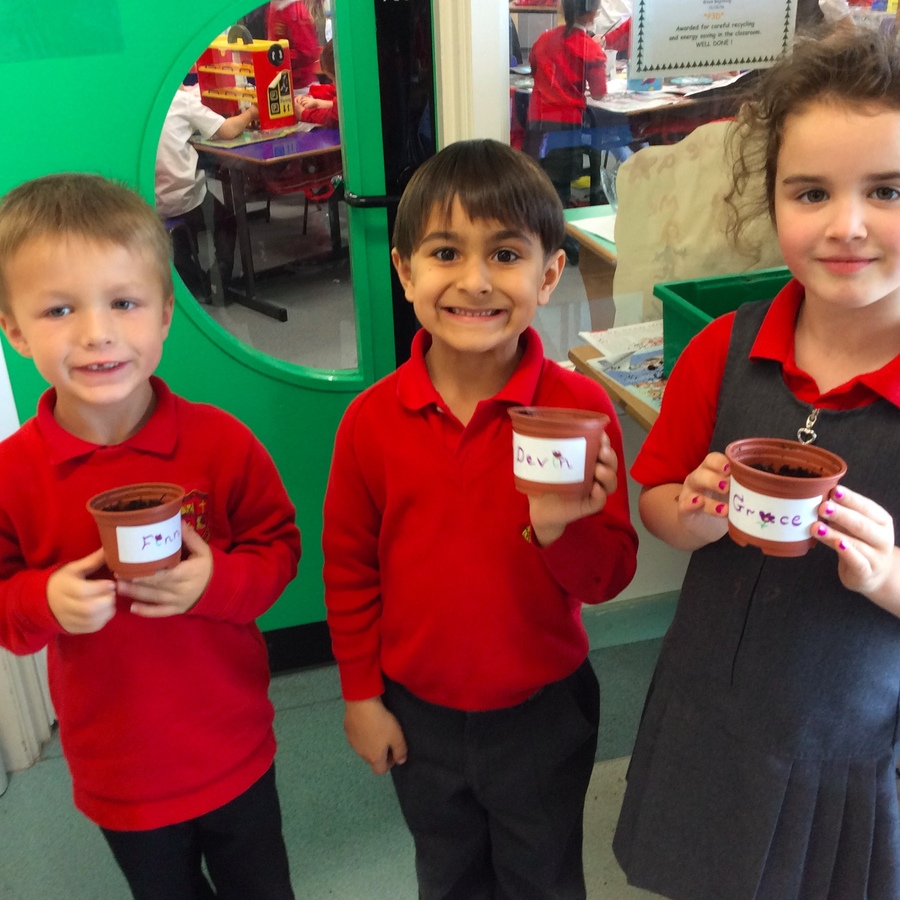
[507,0,764,352]
[154,1,357,370]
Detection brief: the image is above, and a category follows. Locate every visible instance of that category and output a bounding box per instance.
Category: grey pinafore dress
[613,299,900,900]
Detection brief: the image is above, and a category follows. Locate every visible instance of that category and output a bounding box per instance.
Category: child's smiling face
[391,198,565,367]
[774,100,900,318]
[0,234,173,440]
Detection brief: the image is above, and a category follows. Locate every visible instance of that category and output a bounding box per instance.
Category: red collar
[37,376,178,465]
[750,278,900,409]
[397,326,546,412]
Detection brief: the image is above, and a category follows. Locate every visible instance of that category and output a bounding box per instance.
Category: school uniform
[297,83,339,129]
[267,0,320,90]
[324,327,638,899]
[0,378,301,898]
[155,87,236,300]
[614,280,900,899]
[525,24,608,207]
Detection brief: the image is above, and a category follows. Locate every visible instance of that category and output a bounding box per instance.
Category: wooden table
[568,343,660,432]
[587,74,753,147]
[194,128,342,321]
[513,74,751,152]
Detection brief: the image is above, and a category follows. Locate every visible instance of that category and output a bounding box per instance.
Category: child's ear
[0,313,31,358]
[161,293,175,339]
[537,249,567,307]
[391,248,415,302]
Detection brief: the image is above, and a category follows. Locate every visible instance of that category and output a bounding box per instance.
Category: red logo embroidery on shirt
[180,489,211,542]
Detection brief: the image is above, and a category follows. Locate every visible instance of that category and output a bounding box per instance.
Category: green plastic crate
[655,267,792,376]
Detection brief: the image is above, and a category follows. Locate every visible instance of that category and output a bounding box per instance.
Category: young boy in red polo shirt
[0,173,300,899]
[323,139,638,899]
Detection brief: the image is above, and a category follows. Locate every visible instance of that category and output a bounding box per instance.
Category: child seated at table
[293,40,339,130]
[155,84,257,302]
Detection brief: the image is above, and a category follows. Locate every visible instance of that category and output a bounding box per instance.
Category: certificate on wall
[630,0,795,77]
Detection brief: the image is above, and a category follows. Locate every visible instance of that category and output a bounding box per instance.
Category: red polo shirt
[324,328,638,711]
[633,278,900,487]
[0,379,300,829]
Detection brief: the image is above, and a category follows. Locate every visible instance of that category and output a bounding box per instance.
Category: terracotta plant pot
[509,406,609,499]
[724,438,847,557]
[87,483,185,577]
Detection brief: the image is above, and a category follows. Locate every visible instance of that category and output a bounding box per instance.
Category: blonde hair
[0,173,173,311]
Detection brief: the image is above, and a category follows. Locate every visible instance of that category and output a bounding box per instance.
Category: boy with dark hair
[0,173,300,900]
[323,139,638,900]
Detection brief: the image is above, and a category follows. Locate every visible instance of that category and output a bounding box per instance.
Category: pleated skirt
[613,669,900,900]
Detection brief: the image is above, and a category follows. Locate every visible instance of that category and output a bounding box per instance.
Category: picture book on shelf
[588,348,666,413]
[578,319,663,367]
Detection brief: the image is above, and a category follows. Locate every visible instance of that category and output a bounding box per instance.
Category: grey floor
[0,639,663,899]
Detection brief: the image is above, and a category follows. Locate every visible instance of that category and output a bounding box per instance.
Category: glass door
[0,0,436,669]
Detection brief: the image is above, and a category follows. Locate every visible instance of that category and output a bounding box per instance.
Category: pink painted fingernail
[723,463,730,473]
[718,480,727,491]
[824,503,835,516]
[833,487,844,499]
[691,496,700,505]
[715,503,725,514]
[839,540,848,550]
[817,524,827,536]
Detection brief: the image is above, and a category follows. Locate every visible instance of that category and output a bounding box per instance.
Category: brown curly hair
[727,22,900,247]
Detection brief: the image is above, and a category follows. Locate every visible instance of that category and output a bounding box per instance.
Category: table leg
[577,244,616,302]
[328,191,342,257]
[223,168,288,322]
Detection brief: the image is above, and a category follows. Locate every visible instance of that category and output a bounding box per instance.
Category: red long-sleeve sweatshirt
[528,25,607,126]
[323,328,637,712]
[0,378,301,830]
[299,83,339,130]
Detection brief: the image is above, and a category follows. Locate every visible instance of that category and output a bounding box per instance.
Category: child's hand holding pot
[116,523,212,618]
[47,547,116,634]
[528,433,619,546]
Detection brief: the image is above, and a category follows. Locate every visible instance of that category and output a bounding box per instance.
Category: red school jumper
[323,328,638,711]
[298,83,339,129]
[0,378,301,830]
[528,25,607,127]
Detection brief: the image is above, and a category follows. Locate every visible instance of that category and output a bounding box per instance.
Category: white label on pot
[728,480,824,543]
[513,432,586,485]
[116,511,182,564]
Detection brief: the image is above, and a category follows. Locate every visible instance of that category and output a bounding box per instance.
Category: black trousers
[101,765,293,900]
[384,660,600,900]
